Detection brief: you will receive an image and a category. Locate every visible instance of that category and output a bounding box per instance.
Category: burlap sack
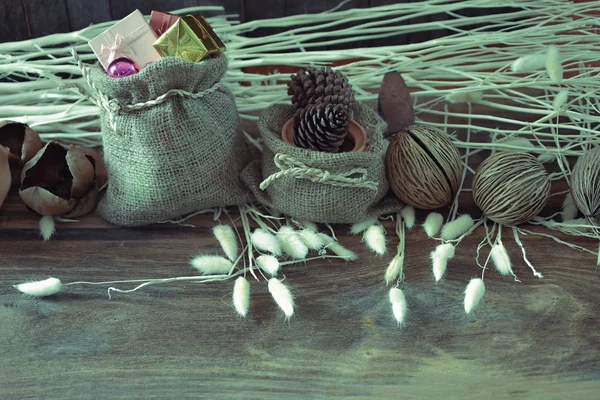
[84,54,252,226]
[241,102,401,224]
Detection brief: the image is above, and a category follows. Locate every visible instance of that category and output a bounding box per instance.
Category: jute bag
[78,53,252,226]
[241,102,401,224]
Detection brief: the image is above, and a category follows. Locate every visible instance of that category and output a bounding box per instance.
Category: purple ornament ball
[107,56,139,78]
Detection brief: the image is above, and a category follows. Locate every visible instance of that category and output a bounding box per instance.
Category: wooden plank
[64,0,112,31]
[283,0,372,51]
[369,0,449,45]
[21,0,72,38]
[242,0,285,22]
[405,0,446,44]
[284,0,370,15]
[368,0,409,47]
[0,187,598,398]
[110,0,236,21]
[0,0,30,42]
[284,0,326,15]
[242,0,286,38]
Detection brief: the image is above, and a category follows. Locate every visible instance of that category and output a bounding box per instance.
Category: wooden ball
[570,146,600,218]
[473,152,550,226]
[386,125,462,210]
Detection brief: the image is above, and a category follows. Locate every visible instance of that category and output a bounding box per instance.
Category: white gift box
[88,9,162,72]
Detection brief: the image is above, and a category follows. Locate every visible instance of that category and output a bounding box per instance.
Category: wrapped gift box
[88,9,162,72]
[149,11,180,36]
[191,14,226,53]
[153,14,226,63]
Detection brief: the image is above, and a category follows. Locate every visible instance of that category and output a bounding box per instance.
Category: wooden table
[1,181,599,399]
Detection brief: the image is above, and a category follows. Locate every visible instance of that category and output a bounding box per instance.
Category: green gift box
[153,14,226,62]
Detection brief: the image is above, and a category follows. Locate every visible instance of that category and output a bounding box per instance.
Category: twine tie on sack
[68,49,223,134]
[99,32,138,63]
[259,153,378,191]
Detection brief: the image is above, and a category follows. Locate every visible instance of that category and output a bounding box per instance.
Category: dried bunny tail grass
[350,218,378,234]
[256,254,280,277]
[542,217,595,234]
[464,278,485,315]
[430,243,455,282]
[39,216,55,241]
[251,228,282,256]
[445,90,483,104]
[300,221,318,232]
[546,45,563,84]
[384,254,404,286]
[277,226,309,259]
[532,217,600,243]
[440,214,474,241]
[364,224,387,255]
[233,276,250,317]
[562,192,579,222]
[400,206,416,229]
[553,89,569,112]
[14,277,62,297]
[389,287,408,327]
[511,53,547,72]
[298,229,325,250]
[317,233,358,261]
[537,154,557,164]
[423,212,444,238]
[268,278,294,320]
[190,255,233,275]
[490,241,514,277]
[212,224,238,262]
[386,213,406,286]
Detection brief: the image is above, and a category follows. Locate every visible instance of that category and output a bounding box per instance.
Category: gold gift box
[153,14,226,62]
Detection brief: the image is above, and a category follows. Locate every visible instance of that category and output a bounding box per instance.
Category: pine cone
[287,67,355,111]
[294,103,350,153]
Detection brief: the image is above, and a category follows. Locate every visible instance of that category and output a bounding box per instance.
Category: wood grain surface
[0,178,599,399]
[21,0,72,38]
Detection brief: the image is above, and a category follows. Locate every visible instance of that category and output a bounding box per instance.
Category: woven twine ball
[386,125,463,210]
[472,152,550,226]
[570,146,600,219]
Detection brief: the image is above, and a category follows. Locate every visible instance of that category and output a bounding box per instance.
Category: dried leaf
[77,147,107,186]
[0,122,26,159]
[62,184,98,218]
[377,71,414,136]
[19,186,76,216]
[20,142,72,199]
[0,121,43,187]
[19,142,98,217]
[66,148,95,198]
[0,146,11,208]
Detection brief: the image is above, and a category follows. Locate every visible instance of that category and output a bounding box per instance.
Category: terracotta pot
[281,117,367,152]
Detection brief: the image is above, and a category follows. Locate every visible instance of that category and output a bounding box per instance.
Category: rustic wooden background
[0,0,492,45]
[0,0,599,398]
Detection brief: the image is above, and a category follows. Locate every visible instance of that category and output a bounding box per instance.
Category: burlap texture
[242,102,401,223]
[87,54,252,226]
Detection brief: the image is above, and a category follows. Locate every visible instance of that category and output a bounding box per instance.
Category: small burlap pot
[78,53,252,226]
[242,102,401,223]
